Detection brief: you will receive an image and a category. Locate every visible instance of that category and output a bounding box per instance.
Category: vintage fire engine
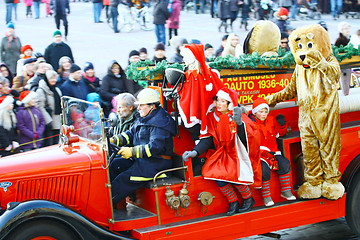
[1,56,360,240]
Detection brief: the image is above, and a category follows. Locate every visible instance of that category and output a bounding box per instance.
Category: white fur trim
[21,91,37,104]
[260,146,271,151]
[0,96,14,109]
[205,83,213,91]
[216,90,232,102]
[252,103,269,114]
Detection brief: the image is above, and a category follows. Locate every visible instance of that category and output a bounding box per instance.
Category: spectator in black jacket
[153,0,170,45]
[81,62,101,94]
[100,60,142,116]
[60,64,88,100]
[44,30,74,71]
[50,0,70,39]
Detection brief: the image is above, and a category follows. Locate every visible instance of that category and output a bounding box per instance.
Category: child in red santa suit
[183,87,262,215]
[248,98,296,206]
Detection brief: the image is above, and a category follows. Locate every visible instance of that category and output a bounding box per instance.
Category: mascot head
[243,20,280,57]
[289,24,332,68]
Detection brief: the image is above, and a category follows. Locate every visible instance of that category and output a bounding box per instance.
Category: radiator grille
[17,175,82,206]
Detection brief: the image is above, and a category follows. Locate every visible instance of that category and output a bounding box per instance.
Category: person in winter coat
[100,60,142,116]
[152,43,167,63]
[16,90,45,151]
[1,22,22,76]
[182,88,262,215]
[24,0,33,17]
[222,33,242,57]
[0,95,19,157]
[60,64,88,100]
[92,0,103,23]
[12,58,36,93]
[16,44,33,76]
[168,36,187,63]
[273,7,288,34]
[84,92,102,138]
[57,56,72,86]
[44,30,74,71]
[50,0,70,39]
[217,0,231,33]
[103,0,110,21]
[109,88,176,206]
[165,0,181,45]
[81,62,101,94]
[5,0,14,24]
[248,98,296,206]
[33,0,41,18]
[36,70,62,146]
[239,0,251,31]
[229,0,239,31]
[153,0,170,45]
[110,0,120,33]
[27,60,53,91]
[335,22,351,48]
[109,92,139,136]
[0,63,14,86]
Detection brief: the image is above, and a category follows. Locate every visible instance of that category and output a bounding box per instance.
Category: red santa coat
[178,44,225,135]
[200,109,262,188]
[248,113,288,166]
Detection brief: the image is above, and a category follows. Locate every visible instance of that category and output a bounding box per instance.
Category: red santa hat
[20,44,33,54]
[19,90,37,105]
[252,98,269,114]
[216,87,239,110]
[0,95,14,109]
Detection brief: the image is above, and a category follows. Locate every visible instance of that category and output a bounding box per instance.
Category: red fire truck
[0,57,360,240]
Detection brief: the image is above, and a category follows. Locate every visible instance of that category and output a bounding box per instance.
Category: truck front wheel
[8,219,79,240]
[346,170,360,235]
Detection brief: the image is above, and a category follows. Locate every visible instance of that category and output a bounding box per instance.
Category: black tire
[8,219,79,240]
[346,170,360,236]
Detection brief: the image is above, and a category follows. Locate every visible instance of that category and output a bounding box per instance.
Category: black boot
[227,201,239,216]
[238,196,255,213]
[244,20,248,31]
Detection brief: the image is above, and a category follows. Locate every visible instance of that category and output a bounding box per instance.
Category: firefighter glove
[119,147,133,159]
[182,150,198,162]
[233,106,243,126]
[110,135,124,147]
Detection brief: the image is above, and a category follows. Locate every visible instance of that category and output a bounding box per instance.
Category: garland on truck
[126,44,360,82]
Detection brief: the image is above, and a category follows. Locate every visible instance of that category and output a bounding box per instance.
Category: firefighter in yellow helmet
[109,88,176,206]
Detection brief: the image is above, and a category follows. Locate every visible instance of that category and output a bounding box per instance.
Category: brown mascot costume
[265,24,345,200]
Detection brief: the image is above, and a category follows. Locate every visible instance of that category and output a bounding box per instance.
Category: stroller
[298,0,321,20]
[343,0,360,19]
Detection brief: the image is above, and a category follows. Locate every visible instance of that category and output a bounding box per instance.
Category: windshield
[61,96,104,142]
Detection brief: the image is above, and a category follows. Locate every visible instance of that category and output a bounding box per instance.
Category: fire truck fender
[342,154,360,235]
[0,200,135,240]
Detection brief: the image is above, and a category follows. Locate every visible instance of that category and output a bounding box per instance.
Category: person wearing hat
[44,30,74,71]
[152,43,167,64]
[182,87,262,215]
[274,7,289,33]
[12,58,36,93]
[26,60,53,92]
[57,56,72,85]
[128,50,140,65]
[16,90,45,151]
[0,94,19,157]
[51,0,70,39]
[204,43,214,61]
[36,69,62,147]
[109,88,176,207]
[139,48,148,61]
[60,64,88,100]
[16,44,33,76]
[81,62,101,94]
[248,97,296,207]
[1,22,22,76]
[100,60,142,116]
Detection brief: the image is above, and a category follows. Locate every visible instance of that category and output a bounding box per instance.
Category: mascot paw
[304,50,324,68]
[297,182,322,199]
[321,181,345,200]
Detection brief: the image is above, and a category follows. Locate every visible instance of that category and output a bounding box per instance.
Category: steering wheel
[108,142,122,163]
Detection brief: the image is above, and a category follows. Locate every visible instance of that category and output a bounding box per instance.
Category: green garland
[126,45,360,82]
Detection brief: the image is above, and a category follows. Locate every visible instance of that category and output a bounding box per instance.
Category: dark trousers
[43,126,59,147]
[55,15,69,37]
[168,28,178,42]
[261,154,291,181]
[109,156,147,205]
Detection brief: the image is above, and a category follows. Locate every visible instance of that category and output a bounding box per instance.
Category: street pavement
[1,2,360,239]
